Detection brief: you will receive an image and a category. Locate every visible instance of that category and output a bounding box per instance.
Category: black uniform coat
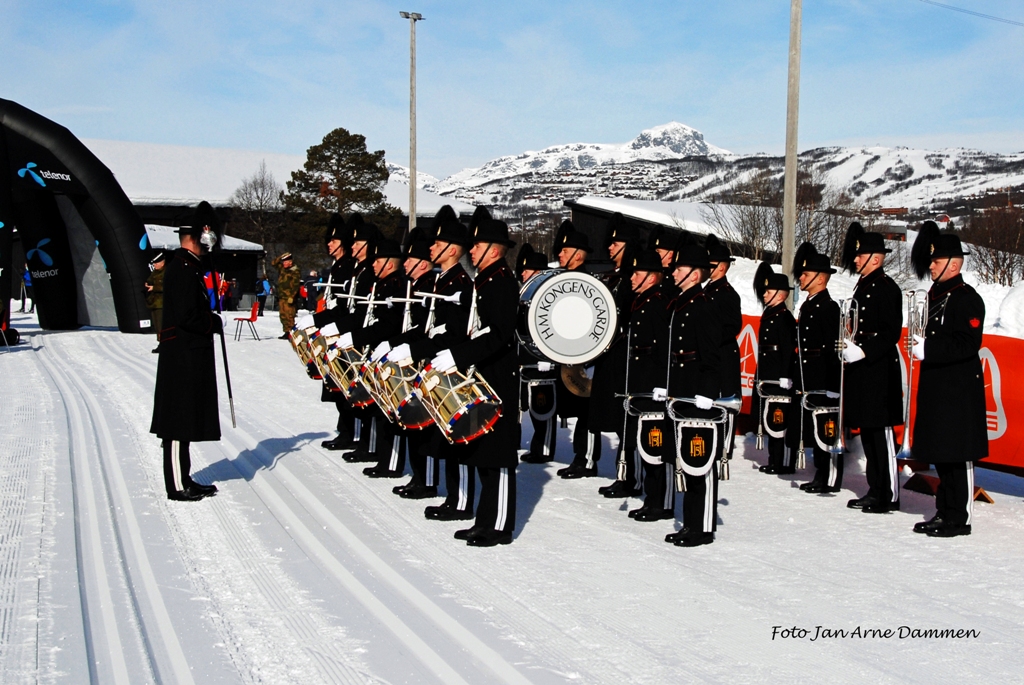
[406,264,472,362]
[588,268,633,430]
[704,277,742,398]
[320,255,358,402]
[667,286,722,400]
[786,290,840,447]
[843,269,903,428]
[911,275,988,463]
[627,286,670,394]
[351,270,409,349]
[313,258,374,333]
[450,260,520,468]
[150,248,223,442]
[756,303,796,384]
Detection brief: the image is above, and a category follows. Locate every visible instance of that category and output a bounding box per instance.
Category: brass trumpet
[897,290,928,459]
[834,298,860,454]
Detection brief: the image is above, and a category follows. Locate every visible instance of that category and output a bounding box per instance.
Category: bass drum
[517,269,617,365]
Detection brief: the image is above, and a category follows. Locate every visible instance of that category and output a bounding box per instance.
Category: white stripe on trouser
[495,468,509,530]
[585,431,596,469]
[369,419,377,453]
[633,449,642,489]
[782,444,792,468]
[884,427,899,502]
[389,435,401,471]
[703,470,714,532]
[426,457,436,487]
[828,453,839,487]
[965,463,975,525]
[354,418,361,441]
[457,464,469,510]
[543,419,554,456]
[170,440,185,491]
[662,464,674,509]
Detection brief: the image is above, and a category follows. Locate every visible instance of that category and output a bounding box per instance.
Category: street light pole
[782,0,802,304]
[400,11,424,241]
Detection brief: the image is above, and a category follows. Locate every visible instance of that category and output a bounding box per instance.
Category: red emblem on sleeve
[970,318,980,328]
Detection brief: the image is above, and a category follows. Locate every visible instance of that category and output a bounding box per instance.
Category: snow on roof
[382,180,475,217]
[571,196,719,235]
[145,224,263,252]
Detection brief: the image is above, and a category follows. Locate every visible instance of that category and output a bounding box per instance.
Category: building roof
[566,196,720,236]
[144,224,263,252]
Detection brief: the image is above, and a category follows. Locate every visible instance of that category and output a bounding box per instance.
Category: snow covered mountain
[434,122,729,193]
[423,124,1024,215]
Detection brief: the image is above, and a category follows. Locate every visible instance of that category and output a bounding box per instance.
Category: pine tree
[285,128,390,215]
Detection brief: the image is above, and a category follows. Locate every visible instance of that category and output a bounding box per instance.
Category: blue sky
[1,0,1022,178]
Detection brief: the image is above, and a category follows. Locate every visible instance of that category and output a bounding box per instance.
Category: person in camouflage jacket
[273,252,301,337]
[145,252,167,350]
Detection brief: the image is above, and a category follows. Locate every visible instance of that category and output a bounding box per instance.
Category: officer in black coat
[753,263,797,475]
[616,250,670,511]
[517,246,560,464]
[390,218,476,513]
[788,244,843,493]
[430,219,520,546]
[553,227,603,479]
[839,225,904,514]
[320,213,359,451]
[150,202,224,501]
[662,244,723,547]
[652,228,684,302]
[591,214,638,495]
[909,224,988,537]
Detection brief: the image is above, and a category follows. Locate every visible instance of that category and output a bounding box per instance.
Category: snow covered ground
[3,307,1024,684]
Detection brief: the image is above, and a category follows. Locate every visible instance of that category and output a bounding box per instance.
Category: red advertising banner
[738,315,1023,472]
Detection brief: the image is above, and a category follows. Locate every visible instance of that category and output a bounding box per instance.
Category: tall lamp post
[400,11,424,240]
[782,0,802,304]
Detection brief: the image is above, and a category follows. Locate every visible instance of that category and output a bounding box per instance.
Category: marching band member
[753,262,797,475]
[789,244,843,494]
[703,234,742,462]
[651,229,684,301]
[840,224,904,514]
[430,218,521,546]
[553,225,603,479]
[595,214,641,498]
[662,244,722,546]
[908,222,988,537]
[517,245,559,464]
[390,238,438,498]
[344,239,410,478]
[394,218,476,514]
[621,250,671,519]
[320,213,359,452]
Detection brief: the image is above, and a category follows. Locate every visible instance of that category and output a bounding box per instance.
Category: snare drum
[323,344,374,408]
[289,327,322,380]
[308,331,341,389]
[371,358,434,429]
[415,366,502,444]
[517,269,617,364]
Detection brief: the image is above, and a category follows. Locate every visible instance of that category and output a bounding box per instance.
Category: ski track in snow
[2,312,1024,683]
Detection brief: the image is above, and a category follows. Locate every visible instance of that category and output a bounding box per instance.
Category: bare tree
[962,206,1024,285]
[230,160,283,272]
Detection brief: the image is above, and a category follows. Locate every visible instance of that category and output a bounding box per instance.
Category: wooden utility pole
[782,0,802,303]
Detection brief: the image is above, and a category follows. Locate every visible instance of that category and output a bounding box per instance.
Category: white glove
[215,312,230,330]
[297,314,316,329]
[694,394,714,410]
[389,343,412,365]
[825,391,840,399]
[320,322,339,337]
[338,332,354,349]
[652,387,668,401]
[779,378,793,390]
[912,334,925,361]
[842,339,866,363]
[326,297,337,310]
[431,349,457,374]
[537,361,553,372]
[371,341,391,362]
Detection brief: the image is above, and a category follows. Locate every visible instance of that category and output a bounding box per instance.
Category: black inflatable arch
[0,98,151,333]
